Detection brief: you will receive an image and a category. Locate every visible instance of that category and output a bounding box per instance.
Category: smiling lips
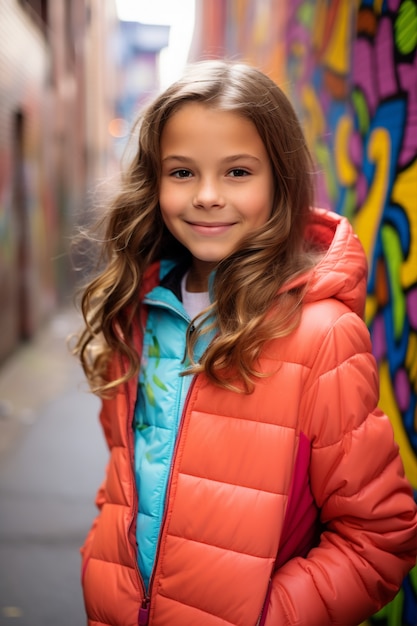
[186,221,237,236]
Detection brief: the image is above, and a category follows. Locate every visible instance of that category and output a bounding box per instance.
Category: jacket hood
[291,208,368,319]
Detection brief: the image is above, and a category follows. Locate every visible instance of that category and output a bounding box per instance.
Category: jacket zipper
[255,577,272,626]
[121,355,149,624]
[138,597,150,625]
[128,299,195,625]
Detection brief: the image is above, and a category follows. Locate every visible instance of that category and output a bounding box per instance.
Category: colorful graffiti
[284,0,417,624]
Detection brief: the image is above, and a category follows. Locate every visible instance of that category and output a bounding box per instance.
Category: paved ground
[0,309,82,457]
[0,308,107,625]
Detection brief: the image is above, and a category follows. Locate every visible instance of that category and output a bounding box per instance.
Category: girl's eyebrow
[161,155,192,163]
[222,154,261,163]
[161,154,261,163]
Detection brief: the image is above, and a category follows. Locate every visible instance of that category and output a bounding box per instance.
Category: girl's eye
[172,169,192,178]
[228,168,250,177]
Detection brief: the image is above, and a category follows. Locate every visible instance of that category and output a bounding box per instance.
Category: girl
[74,61,417,626]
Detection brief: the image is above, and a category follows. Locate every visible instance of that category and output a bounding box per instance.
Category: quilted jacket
[80,208,417,626]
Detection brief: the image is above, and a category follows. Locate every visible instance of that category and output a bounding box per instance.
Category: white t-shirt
[181,272,211,320]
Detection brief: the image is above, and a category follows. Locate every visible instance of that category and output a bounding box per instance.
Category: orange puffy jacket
[81,209,417,625]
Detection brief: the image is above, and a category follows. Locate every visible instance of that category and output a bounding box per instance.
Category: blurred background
[0,0,416,624]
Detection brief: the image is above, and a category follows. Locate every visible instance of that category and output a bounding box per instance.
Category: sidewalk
[0,307,106,625]
[0,307,85,458]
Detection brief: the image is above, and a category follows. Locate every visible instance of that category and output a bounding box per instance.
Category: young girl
[74,61,417,626]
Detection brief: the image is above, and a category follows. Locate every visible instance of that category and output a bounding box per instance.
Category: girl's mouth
[187,222,236,235]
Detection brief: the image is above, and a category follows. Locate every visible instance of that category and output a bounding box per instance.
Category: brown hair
[73,60,319,394]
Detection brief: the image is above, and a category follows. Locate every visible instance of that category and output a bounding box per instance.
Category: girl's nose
[192,178,225,209]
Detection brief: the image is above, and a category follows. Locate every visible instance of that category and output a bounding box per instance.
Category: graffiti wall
[0,2,57,358]
[0,1,120,363]
[284,1,417,624]
[193,0,417,622]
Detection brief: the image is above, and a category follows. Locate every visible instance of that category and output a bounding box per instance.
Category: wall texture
[191,0,417,623]
[285,5,417,622]
[0,0,119,362]
[0,1,56,357]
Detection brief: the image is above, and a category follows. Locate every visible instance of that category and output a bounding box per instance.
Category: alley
[0,309,107,626]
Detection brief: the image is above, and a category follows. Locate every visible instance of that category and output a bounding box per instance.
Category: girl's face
[159,102,275,290]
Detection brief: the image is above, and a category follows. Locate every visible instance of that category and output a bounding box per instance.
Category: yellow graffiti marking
[335,116,357,186]
[312,0,327,50]
[353,128,390,273]
[302,84,326,144]
[321,0,352,74]
[406,332,417,393]
[374,0,384,14]
[391,159,417,288]
[381,225,406,340]
[365,294,378,327]
[379,361,417,487]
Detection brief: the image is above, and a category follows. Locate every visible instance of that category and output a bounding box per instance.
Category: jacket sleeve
[264,311,417,626]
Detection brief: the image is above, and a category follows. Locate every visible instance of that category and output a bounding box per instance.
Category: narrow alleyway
[0,308,107,626]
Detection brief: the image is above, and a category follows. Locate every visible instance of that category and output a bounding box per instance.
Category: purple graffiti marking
[352,39,378,114]
[388,0,402,11]
[394,368,411,412]
[356,172,368,207]
[371,313,387,361]
[398,54,417,166]
[376,18,398,100]
[350,129,363,166]
[407,287,417,329]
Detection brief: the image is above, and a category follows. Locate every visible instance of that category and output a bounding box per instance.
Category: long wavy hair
[73,60,320,395]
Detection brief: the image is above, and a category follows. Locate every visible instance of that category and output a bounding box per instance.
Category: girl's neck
[186,271,209,293]
[186,261,216,293]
